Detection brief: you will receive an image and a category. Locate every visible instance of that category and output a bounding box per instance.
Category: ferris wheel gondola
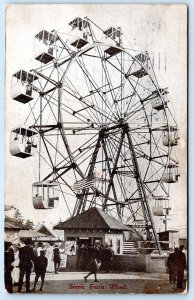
[11,70,38,104]
[10,125,38,158]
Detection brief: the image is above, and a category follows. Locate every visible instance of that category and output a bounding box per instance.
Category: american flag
[72,175,95,192]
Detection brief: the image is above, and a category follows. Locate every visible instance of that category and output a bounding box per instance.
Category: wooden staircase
[123,241,140,255]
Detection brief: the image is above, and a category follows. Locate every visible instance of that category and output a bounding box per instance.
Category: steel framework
[10,17,180,254]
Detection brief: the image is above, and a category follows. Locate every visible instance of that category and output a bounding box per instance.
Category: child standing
[32,250,48,292]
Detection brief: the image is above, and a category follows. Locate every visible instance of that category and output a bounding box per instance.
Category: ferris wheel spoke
[73,135,102,214]
[102,137,122,216]
[113,54,140,117]
[56,33,73,56]
[27,88,57,126]
[48,94,96,126]
[75,58,117,121]
[34,69,58,88]
[54,133,99,171]
[25,99,40,125]
[143,163,164,184]
[38,150,53,170]
[62,80,114,124]
[81,47,117,113]
[43,95,58,123]
[108,138,133,198]
[105,57,136,119]
[107,138,129,200]
[98,52,122,118]
[125,85,143,117]
[54,130,60,166]
[57,181,73,217]
[75,143,100,169]
[42,135,72,169]
[102,130,125,210]
[63,68,88,100]
[125,102,145,122]
[41,136,56,170]
[77,62,104,124]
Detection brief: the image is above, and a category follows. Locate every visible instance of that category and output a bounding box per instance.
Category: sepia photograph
[4,3,187,294]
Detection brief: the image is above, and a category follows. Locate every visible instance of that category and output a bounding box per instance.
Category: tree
[14,208,24,226]
[25,219,35,230]
[13,208,35,229]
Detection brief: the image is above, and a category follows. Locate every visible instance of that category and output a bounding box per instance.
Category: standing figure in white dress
[45,243,54,273]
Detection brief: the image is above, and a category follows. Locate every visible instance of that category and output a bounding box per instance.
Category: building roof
[35,223,57,237]
[19,230,46,238]
[54,207,130,231]
[158,230,179,234]
[5,215,26,230]
[33,224,64,241]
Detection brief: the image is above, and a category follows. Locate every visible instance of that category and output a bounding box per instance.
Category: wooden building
[4,215,25,244]
[54,207,130,255]
[158,230,179,249]
[54,207,131,271]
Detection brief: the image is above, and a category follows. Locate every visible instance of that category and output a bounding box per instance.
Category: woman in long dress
[11,246,20,285]
[45,243,54,273]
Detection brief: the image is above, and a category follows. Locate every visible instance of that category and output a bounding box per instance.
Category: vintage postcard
[4,4,187,294]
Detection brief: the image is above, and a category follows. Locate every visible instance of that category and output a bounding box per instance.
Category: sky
[4,4,187,236]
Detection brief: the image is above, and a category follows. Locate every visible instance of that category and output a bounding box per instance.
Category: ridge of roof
[35,223,57,238]
[54,207,130,231]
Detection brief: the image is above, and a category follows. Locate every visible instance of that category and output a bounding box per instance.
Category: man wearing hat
[18,239,34,293]
[4,241,15,293]
[53,244,61,274]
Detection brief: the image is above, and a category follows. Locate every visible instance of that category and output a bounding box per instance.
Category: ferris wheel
[9,17,180,253]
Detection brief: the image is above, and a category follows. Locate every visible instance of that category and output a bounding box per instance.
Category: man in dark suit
[84,242,102,282]
[177,245,187,289]
[18,239,34,293]
[53,244,61,274]
[167,247,179,284]
[4,242,15,293]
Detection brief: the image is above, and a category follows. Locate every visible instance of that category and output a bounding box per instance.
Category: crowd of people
[4,239,114,292]
[167,245,187,289]
[4,240,63,293]
[4,239,187,293]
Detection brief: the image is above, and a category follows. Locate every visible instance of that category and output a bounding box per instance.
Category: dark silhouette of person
[81,244,90,271]
[17,239,34,293]
[77,244,85,270]
[176,245,187,289]
[4,241,15,293]
[102,243,114,273]
[84,242,102,282]
[167,248,179,284]
[53,244,60,274]
[32,250,48,292]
